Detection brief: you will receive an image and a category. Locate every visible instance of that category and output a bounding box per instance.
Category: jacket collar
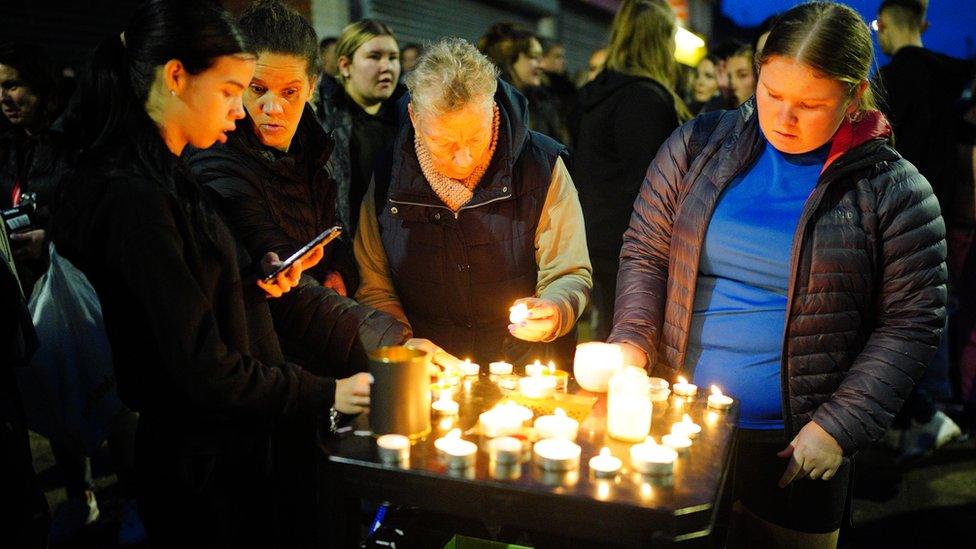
[728,98,893,176]
[230,105,334,176]
[821,110,893,174]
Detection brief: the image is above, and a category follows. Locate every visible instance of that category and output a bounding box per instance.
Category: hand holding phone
[257,226,342,298]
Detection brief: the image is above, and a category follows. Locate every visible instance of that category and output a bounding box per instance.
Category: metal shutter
[365,0,535,46]
[559,3,612,76]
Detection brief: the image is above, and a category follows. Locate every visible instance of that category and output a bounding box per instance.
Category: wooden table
[318,375,738,547]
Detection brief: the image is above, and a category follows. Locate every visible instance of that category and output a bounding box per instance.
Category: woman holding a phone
[52,1,371,545]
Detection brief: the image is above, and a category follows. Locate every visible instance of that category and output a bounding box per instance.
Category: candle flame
[599,447,611,458]
[682,414,693,424]
[534,359,542,366]
[677,376,688,385]
[464,358,471,364]
[555,408,567,418]
[711,385,723,397]
[548,361,556,374]
[447,428,462,440]
[645,436,657,446]
[509,302,530,323]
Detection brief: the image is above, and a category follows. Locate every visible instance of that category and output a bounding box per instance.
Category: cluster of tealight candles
[398,331,736,488]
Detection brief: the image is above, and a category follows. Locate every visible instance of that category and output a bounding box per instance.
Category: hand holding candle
[508,298,560,342]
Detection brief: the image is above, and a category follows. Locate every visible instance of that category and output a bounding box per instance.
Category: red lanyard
[11,179,21,207]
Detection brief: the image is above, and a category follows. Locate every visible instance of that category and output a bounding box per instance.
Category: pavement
[31,412,976,548]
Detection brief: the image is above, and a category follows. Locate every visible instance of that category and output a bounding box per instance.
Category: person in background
[52,1,372,544]
[185,3,408,547]
[0,257,47,548]
[586,47,608,84]
[539,37,578,147]
[753,14,779,57]
[355,37,591,367]
[478,23,567,144]
[874,0,970,460]
[317,19,402,235]
[573,0,689,340]
[609,3,945,546]
[319,36,339,79]
[399,42,423,75]
[0,42,149,546]
[0,43,72,295]
[689,54,720,114]
[699,39,744,112]
[727,44,757,107]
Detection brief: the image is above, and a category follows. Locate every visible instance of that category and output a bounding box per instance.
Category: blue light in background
[721,0,976,65]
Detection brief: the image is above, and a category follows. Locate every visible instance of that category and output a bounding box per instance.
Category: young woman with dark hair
[186,3,408,546]
[52,1,372,544]
[609,2,946,546]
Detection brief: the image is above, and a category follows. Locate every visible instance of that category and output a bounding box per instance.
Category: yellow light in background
[675,25,707,67]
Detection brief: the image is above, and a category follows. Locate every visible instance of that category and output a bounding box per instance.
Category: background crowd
[1,0,974,547]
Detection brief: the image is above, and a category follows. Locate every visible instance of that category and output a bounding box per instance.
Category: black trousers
[135,416,276,548]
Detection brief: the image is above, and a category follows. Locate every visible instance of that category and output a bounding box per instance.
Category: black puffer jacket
[573,69,679,261]
[609,100,948,454]
[186,107,407,377]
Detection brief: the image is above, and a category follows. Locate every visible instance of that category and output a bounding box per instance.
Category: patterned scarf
[414,104,500,212]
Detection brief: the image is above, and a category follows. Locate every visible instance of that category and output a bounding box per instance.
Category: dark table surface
[319,374,739,547]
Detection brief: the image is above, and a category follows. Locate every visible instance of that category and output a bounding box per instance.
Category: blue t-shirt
[687,139,829,429]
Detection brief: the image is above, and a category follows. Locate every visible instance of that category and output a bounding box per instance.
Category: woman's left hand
[323,270,347,296]
[508,297,560,342]
[778,420,844,487]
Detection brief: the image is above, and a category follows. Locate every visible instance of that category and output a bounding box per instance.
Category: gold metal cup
[368,346,432,440]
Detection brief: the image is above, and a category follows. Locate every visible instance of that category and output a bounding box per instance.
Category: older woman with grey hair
[355,37,591,366]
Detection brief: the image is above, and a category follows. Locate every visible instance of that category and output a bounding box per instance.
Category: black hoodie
[572,69,679,261]
[878,46,975,213]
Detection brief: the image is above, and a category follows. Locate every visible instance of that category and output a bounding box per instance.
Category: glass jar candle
[607,366,653,442]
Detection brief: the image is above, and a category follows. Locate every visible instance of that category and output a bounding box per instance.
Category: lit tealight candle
[488,436,523,465]
[671,414,702,439]
[533,438,582,471]
[545,362,570,392]
[672,376,698,398]
[533,408,579,441]
[434,428,477,469]
[525,359,548,377]
[431,393,459,416]
[588,447,622,478]
[376,434,410,465]
[707,385,734,411]
[479,404,524,438]
[661,432,693,453]
[459,358,481,377]
[519,375,557,399]
[489,361,514,376]
[509,302,530,324]
[630,437,677,476]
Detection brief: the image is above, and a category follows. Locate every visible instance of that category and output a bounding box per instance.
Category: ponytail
[80,35,137,152]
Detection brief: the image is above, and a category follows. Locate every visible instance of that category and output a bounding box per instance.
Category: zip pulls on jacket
[778,142,895,438]
[388,190,513,219]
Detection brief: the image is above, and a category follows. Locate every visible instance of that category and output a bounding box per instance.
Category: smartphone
[263,225,342,282]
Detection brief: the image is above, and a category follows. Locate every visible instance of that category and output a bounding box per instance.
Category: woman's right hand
[334,372,373,414]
